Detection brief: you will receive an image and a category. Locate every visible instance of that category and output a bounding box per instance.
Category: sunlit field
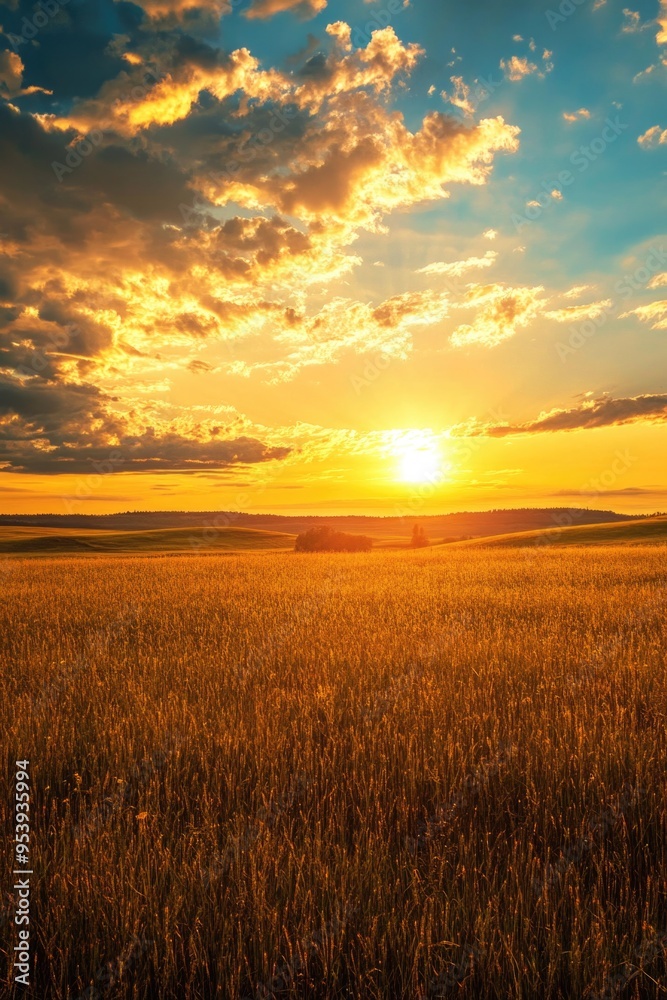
[2,546,666,999]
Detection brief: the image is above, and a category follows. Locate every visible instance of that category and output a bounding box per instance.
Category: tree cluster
[410,525,429,548]
[295,526,373,553]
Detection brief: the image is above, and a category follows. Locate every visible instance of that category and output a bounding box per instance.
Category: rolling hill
[454,515,667,548]
[0,507,638,543]
[0,526,296,556]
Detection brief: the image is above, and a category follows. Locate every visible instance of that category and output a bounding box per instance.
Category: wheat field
[1,545,666,999]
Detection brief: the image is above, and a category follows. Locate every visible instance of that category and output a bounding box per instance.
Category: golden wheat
[1,545,666,998]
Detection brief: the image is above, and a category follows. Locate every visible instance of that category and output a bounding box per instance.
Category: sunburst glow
[397,445,444,484]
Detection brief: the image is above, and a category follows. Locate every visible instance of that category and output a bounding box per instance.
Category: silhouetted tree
[410,524,429,548]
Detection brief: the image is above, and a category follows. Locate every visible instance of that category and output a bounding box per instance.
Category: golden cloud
[450,283,544,348]
[231,288,451,380]
[658,0,667,45]
[544,299,613,323]
[621,300,667,329]
[244,0,327,19]
[638,125,667,148]
[563,108,591,122]
[500,56,539,81]
[415,251,497,277]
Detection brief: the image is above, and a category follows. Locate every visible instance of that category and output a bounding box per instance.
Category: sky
[0,0,666,516]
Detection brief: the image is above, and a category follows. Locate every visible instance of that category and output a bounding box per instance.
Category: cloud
[638,125,667,148]
[657,0,667,44]
[46,47,287,137]
[235,288,451,380]
[621,8,652,32]
[550,486,667,497]
[500,46,553,82]
[0,51,50,98]
[0,374,291,474]
[187,358,216,374]
[415,251,497,277]
[563,108,591,122]
[449,283,545,348]
[0,51,24,96]
[461,394,667,436]
[525,189,561,208]
[109,0,326,23]
[544,299,612,323]
[562,284,596,300]
[40,27,518,238]
[500,56,539,81]
[620,300,667,329]
[236,105,519,232]
[442,76,475,116]
[245,0,327,19]
[0,20,522,476]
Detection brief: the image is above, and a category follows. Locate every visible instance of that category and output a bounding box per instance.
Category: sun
[397,446,443,484]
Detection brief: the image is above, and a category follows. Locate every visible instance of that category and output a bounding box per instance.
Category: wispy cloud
[415,250,497,277]
[449,283,545,348]
[459,394,667,436]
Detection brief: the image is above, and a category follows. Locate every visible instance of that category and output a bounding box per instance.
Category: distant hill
[455,515,667,548]
[0,526,295,556]
[0,507,636,544]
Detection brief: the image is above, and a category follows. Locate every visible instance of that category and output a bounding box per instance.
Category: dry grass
[1,545,666,999]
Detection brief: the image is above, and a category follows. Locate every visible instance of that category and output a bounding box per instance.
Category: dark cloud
[0,374,291,472]
[1,0,129,101]
[0,265,17,302]
[0,435,292,475]
[0,103,192,235]
[285,32,321,69]
[186,358,214,373]
[37,300,115,356]
[470,394,667,436]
